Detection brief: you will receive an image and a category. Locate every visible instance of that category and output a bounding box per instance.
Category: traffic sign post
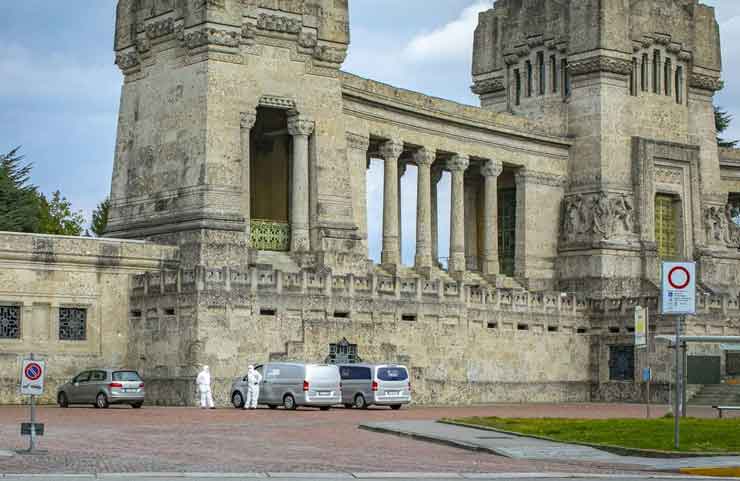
[19,354,46,454]
[660,262,696,450]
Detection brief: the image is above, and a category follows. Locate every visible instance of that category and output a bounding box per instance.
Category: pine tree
[90,197,110,237]
[716,106,738,148]
[0,147,42,233]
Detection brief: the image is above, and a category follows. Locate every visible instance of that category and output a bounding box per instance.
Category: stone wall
[0,233,178,404]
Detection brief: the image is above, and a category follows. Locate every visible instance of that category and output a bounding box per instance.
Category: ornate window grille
[655,195,678,260]
[0,305,20,339]
[326,338,362,364]
[251,219,291,252]
[59,307,87,341]
[609,345,635,381]
[498,188,517,277]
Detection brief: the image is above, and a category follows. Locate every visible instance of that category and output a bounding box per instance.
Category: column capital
[240,111,257,130]
[379,139,404,161]
[346,132,370,151]
[447,154,469,172]
[480,159,503,177]
[413,148,436,167]
[287,115,315,137]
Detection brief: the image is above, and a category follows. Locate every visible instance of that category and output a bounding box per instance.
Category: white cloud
[403,1,491,63]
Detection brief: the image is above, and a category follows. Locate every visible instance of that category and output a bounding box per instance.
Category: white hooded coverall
[196,366,215,409]
[245,367,262,409]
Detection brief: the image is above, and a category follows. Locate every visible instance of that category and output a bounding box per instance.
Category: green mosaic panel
[251,219,290,252]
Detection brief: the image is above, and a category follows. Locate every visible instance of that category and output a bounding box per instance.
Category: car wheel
[232,391,245,409]
[354,394,367,410]
[283,394,297,410]
[344,403,353,409]
[131,402,143,409]
[320,406,331,411]
[96,393,109,409]
[390,404,402,410]
[58,392,69,408]
[268,404,278,410]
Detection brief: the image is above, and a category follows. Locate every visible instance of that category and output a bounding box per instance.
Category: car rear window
[339,366,372,380]
[112,371,142,382]
[308,365,340,382]
[377,367,408,381]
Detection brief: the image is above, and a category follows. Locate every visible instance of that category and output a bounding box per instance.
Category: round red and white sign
[667,266,691,290]
[24,362,43,381]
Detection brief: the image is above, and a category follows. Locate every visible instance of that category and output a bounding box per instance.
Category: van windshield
[377,367,408,381]
[112,371,142,382]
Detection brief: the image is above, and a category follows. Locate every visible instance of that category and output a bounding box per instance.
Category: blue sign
[642,367,652,382]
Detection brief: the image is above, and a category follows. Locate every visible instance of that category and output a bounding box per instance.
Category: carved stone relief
[704,204,740,247]
[561,192,634,242]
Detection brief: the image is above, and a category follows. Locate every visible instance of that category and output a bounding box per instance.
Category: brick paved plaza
[0,403,730,475]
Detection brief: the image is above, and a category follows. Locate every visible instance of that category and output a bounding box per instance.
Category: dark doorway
[688,356,721,385]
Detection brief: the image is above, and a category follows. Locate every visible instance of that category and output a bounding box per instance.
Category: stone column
[481,160,503,277]
[287,114,315,252]
[240,111,257,246]
[414,148,435,273]
[346,133,370,251]
[448,154,469,274]
[431,166,443,266]
[380,140,403,268]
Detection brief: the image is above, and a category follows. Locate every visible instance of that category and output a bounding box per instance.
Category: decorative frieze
[515,170,566,187]
[145,18,175,40]
[471,77,505,95]
[568,56,632,76]
[257,14,302,34]
[115,51,140,72]
[689,73,724,92]
[561,192,635,242]
[655,167,682,185]
[313,45,348,64]
[185,27,240,49]
[258,95,295,110]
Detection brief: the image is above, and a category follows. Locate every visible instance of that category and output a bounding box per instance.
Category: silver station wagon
[231,362,341,410]
[339,364,411,409]
[57,369,145,409]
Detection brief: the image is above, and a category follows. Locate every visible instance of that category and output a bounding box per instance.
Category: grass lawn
[450,417,740,453]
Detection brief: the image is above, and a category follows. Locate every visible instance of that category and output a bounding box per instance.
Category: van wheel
[232,391,245,409]
[96,393,109,409]
[391,404,402,410]
[354,394,367,410]
[131,402,143,409]
[283,394,297,410]
[58,392,69,408]
[344,403,353,409]
[320,406,330,411]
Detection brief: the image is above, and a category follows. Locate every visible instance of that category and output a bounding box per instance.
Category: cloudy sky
[1,1,739,264]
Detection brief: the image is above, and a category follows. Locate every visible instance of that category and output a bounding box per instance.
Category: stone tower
[108,0,359,271]
[472,0,729,297]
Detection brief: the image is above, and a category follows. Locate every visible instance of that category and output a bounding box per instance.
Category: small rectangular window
[517,323,529,331]
[548,326,559,333]
[641,54,649,92]
[514,68,521,106]
[487,322,498,329]
[0,305,21,339]
[561,59,570,97]
[630,58,637,96]
[401,314,417,322]
[537,52,545,95]
[664,59,672,97]
[526,60,533,97]
[609,327,620,334]
[164,307,175,316]
[59,307,87,341]
[333,311,350,319]
[609,345,635,381]
[652,50,660,94]
[550,55,558,93]
[259,308,276,316]
[675,66,683,104]
[577,327,588,334]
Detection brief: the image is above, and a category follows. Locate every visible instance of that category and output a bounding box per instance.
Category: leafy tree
[38,190,86,236]
[716,106,738,148]
[0,147,42,233]
[90,197,110,237]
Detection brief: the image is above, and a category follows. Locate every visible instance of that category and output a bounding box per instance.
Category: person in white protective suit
[244,365,262,410]
[196,365,215,409]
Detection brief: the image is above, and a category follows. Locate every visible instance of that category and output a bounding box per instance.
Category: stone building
[2,0,740,405]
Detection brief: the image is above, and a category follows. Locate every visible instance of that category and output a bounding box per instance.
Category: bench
[713,406,740,418]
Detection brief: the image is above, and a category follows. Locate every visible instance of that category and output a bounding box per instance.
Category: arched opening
[366,158,384,264]
[250,107,291,251]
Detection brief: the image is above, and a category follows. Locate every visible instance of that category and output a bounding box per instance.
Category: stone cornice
[689,73,724,92]
[185,27,240,50]
[515,170,567,187]
[568,56,632,77]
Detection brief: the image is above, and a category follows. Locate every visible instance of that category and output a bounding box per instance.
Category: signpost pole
[682,340,688,418]
[29,353,36,453]
[674,318,681,450]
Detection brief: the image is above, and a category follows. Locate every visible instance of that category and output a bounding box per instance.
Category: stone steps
[690,384,740,406]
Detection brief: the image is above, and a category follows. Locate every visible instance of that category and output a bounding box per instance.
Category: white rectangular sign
[20,359,45,396]
[635,306,648,348]
[661,262,696,315]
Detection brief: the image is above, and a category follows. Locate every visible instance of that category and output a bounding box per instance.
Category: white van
[338,364,411,409]
[231,362,341,410]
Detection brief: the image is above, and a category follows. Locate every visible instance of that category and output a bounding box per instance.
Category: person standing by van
[196,365,215,409]
[244,365,262,410]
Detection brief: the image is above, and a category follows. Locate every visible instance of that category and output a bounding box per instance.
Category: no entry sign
[661,262,696,315]
[20,359,45,396]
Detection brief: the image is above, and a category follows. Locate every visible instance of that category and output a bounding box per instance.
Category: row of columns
[240,110,315,253]
[377,140,504,277]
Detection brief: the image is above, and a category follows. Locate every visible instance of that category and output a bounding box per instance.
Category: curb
[679,467,740,478]
[439,419,740,459]
[358,424,508,457]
